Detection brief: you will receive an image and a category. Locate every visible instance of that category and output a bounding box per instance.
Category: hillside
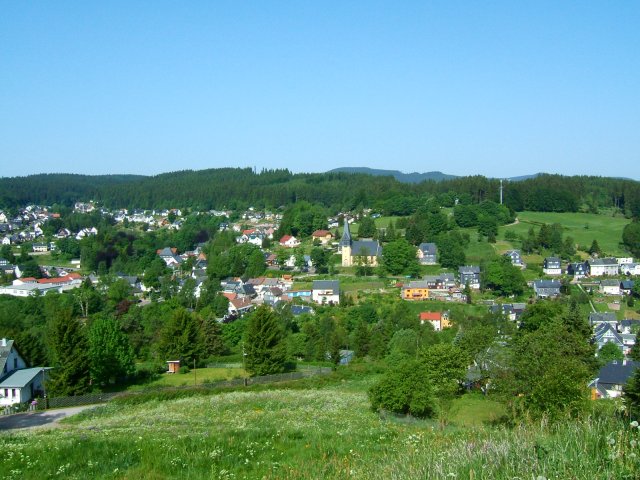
[327,167,458,183]
[0,371,634,479]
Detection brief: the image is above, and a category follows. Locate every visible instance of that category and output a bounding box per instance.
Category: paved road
[0,405,96,431]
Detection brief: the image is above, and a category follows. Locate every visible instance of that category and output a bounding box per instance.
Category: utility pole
[500,179,504,205]
[194,358,197,385]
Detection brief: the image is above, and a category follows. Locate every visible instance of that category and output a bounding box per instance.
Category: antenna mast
[500,179,504,205]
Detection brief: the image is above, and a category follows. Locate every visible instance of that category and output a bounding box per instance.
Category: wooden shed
[166,360,180,374]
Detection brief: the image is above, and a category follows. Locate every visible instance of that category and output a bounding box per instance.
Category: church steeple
[340,218,352,249]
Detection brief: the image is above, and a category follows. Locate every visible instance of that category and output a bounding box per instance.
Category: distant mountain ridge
[327,167,542,183]
[327,167,457,183]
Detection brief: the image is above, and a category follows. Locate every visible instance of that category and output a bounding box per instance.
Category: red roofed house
[311,230,333,245]
[419,311,451,332]
[279,235,300,248]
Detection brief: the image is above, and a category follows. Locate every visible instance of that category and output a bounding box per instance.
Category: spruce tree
[48,309,91,396]
[244,306,289,376]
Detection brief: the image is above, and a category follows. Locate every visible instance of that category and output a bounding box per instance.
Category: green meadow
[1,369,639,480]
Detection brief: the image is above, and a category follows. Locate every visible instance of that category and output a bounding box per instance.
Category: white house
[542,257,562,276]
[0,338,47,407]
[588,258,619,277]
[279,235,300,248]
[600,279,621,296]
[311,280,340,305]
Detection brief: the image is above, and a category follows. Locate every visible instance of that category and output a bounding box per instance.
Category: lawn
[126,367,247,391]
[1,373,637,479]
[500,211,631,256]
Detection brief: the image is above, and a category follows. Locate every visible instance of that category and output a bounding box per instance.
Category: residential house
[421,273,456,290]
[590,312,619,328]
[600,279,621,296]
[311,230,333,245]
[543,257,562,276]
[279,235,300,248]
[533,279,562,298]
[75,227,98,240]
[489,303,527,321]
[402,281,430,300]
[0,273,83,297]
[620,319,640,335]
[588,258,619,277]
[339,219,382,267]
[458,266,481,289]
[0,338,46,407]
[417,243,438,265]
[567,262,588,278]
[590,360,640,399]
[32,242,48,253]
[157,247,183,267]
[419,311,451,331]
[593,322,625,355]
[621,280,635,295]
[311,280,340,305]
[621,263,640,276]
[290,305,315,316]
[504,250,525,268]
[227,297,254,317]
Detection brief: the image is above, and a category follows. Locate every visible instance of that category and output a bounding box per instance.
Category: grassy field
[501,211,631,256]
[126,368,247,391]
[1,371,638,479]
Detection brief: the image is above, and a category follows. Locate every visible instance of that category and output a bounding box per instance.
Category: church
[339,219,382,267]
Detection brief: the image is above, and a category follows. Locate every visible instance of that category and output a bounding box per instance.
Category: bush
[368,360,436,418]
[178,366,191,374]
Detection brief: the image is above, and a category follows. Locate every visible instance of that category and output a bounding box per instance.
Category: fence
[41,367,332,410]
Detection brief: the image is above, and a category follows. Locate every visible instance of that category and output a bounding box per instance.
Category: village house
[489,303,527,321]
[533,279,562,298]
[504,250,525,268]
[458,266,481,290]
[417,243,438,265]
[0,338,47,407]
[279,235,300,248]
[567,262,589,278]
[311,230,333,245]
[621,263,640,276]
[402,281,430,300]
[590,360,640,399]
[600,279,621,296]
[311,280,340,305]
[621,280,635,295]
[542,257,562,275]
[419,311,451,331]
[588,258,619,277]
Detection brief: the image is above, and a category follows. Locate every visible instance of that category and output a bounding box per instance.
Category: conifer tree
[244,306,289,376]
[48,309,91,396]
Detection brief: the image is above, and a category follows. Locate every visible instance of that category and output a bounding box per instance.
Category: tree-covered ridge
[1,168,640,217]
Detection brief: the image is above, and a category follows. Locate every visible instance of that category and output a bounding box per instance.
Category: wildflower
[631,420,639,428]
[608,437,616,446]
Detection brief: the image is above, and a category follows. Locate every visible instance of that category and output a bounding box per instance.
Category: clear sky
[1,2,639,179]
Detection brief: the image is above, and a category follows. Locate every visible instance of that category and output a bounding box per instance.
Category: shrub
[368,360,436,418]
[178,365,191,374]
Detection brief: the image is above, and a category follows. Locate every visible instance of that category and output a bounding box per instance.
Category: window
[14,357,17,369]
[3,389,7,398]
[11,388,16,398]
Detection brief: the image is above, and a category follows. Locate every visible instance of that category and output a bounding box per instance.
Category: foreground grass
[1,376,639,479]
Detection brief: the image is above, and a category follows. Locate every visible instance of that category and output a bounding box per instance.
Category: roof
[544,257,561,265]
[589,257,618,266]
[0,367,43,389]
[312,230,332,237]
[596,360,640,386]
[312,280,340,294]
[533,280,561,289]
[351,240,381,257]
[459,266,480,274]
[621,280,635,289]
[420,312,441,321]
[0,339,16,376]
[418,243,437,254]
[590,312,618,325]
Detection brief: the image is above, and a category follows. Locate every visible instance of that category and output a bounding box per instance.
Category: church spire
[340,218,352,248]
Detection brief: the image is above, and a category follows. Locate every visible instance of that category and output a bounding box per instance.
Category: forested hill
[327,167,457,183]
[1,168,640,217]
[0,173,145,209]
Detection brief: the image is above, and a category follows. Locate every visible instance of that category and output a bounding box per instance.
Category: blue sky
[1,2,639,179]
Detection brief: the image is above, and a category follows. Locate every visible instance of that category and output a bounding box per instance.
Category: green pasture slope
[501,211,631,256]
[1,370,638,479]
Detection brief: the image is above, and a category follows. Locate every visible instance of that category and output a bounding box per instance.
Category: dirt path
[0,405,96,432]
